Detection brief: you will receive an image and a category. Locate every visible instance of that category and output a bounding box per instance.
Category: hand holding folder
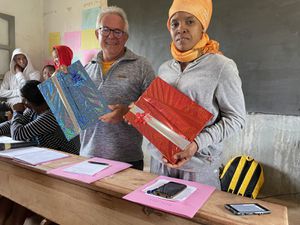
[124,77,213,164]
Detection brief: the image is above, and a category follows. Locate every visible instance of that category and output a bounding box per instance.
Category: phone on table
[147,181,187,199]
[224,203,271,216]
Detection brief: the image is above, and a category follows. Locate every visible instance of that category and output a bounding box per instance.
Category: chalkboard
[108,0,300,116]
[108,0,172,72]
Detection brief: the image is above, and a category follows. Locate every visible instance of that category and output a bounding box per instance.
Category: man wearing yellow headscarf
[148,0,246,188]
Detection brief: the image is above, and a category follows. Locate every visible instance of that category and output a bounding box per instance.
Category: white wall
[42,0,83,62]
[0,0,43,70]
[223,114,300,195]
[43,0,107,64]
[0,0,107,70]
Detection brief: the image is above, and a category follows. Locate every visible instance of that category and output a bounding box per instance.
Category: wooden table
[0,155,288,225]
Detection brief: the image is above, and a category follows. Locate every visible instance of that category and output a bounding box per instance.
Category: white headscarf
[10,48,38,76]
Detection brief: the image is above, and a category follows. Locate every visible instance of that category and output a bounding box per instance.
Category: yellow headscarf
[168,0,221,62]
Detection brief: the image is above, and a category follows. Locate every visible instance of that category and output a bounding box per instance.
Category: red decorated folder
[124,77,213,164]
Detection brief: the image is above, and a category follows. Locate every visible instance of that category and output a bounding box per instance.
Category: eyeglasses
[98,26,126,38]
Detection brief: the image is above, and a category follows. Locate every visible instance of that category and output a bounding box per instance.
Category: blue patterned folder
[38,60,109,140]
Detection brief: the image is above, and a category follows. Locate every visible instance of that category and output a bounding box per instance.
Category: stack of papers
[47,157,132,183]
[0,136,24,144]
[0,136,36,150]
[0,147,69,165]
[63,160,109,176]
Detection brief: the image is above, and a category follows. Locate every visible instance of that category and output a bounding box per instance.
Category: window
[0,12,15,80]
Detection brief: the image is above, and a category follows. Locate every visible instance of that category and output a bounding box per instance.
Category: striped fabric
[220,155,264,199]
[0,108,79,155]
[0,120,10,135]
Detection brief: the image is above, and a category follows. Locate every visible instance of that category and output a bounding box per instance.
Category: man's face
[14,54,28,69]
[95,14,128,61]
[169,12,204,52]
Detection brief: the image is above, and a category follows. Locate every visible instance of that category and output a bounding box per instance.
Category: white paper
[63,160,109,176]
[0,147,43,158]
[143,179,197,202]
[13,149,68,165]
[0,136,25,144]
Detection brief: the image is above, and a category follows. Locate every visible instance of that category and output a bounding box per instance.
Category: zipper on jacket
[173,61,187,88]
[173,59,199,88]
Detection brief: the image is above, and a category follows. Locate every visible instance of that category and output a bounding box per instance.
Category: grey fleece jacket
[148,53,246,172]
[80,48,155,162]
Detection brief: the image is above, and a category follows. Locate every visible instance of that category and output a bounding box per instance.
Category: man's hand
[14,64,23,73]
[123,102,135,125]
[163,141,198,169]
[99,104,129,124]
[12,103,26,112]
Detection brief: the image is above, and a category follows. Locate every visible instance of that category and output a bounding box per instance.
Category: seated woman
[0,80,79,154]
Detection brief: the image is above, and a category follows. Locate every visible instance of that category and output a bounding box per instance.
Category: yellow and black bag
[220,155,264,199]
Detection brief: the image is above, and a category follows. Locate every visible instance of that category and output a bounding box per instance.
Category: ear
[95,30,99,40]
[124,33,129,42]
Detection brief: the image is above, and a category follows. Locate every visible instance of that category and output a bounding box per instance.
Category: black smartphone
[147,181,187,199]
[224,203,271,216]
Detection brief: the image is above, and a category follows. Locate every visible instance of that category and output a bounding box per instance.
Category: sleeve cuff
[195,132,213,152]
[13,111,23,116]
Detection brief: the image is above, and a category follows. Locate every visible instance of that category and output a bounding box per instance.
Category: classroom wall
[0,0,43,71]
[42,0,107,67]
[1,0,299,196]
[224,114,300,195]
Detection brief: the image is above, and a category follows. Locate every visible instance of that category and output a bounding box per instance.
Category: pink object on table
[123,175,215,218]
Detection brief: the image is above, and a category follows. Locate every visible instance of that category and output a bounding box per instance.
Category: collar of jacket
[90,48,138,65]
[171,53,211,72]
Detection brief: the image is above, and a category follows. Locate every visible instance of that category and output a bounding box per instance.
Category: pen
[88,161,109,166]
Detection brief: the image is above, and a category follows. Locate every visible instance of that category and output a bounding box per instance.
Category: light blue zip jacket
[149,53,246,173]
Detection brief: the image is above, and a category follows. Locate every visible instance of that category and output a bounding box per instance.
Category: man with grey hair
[80,6,155,170]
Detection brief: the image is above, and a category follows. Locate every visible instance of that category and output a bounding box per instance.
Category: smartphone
[224,203,271,216]
[147,181,187,199]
